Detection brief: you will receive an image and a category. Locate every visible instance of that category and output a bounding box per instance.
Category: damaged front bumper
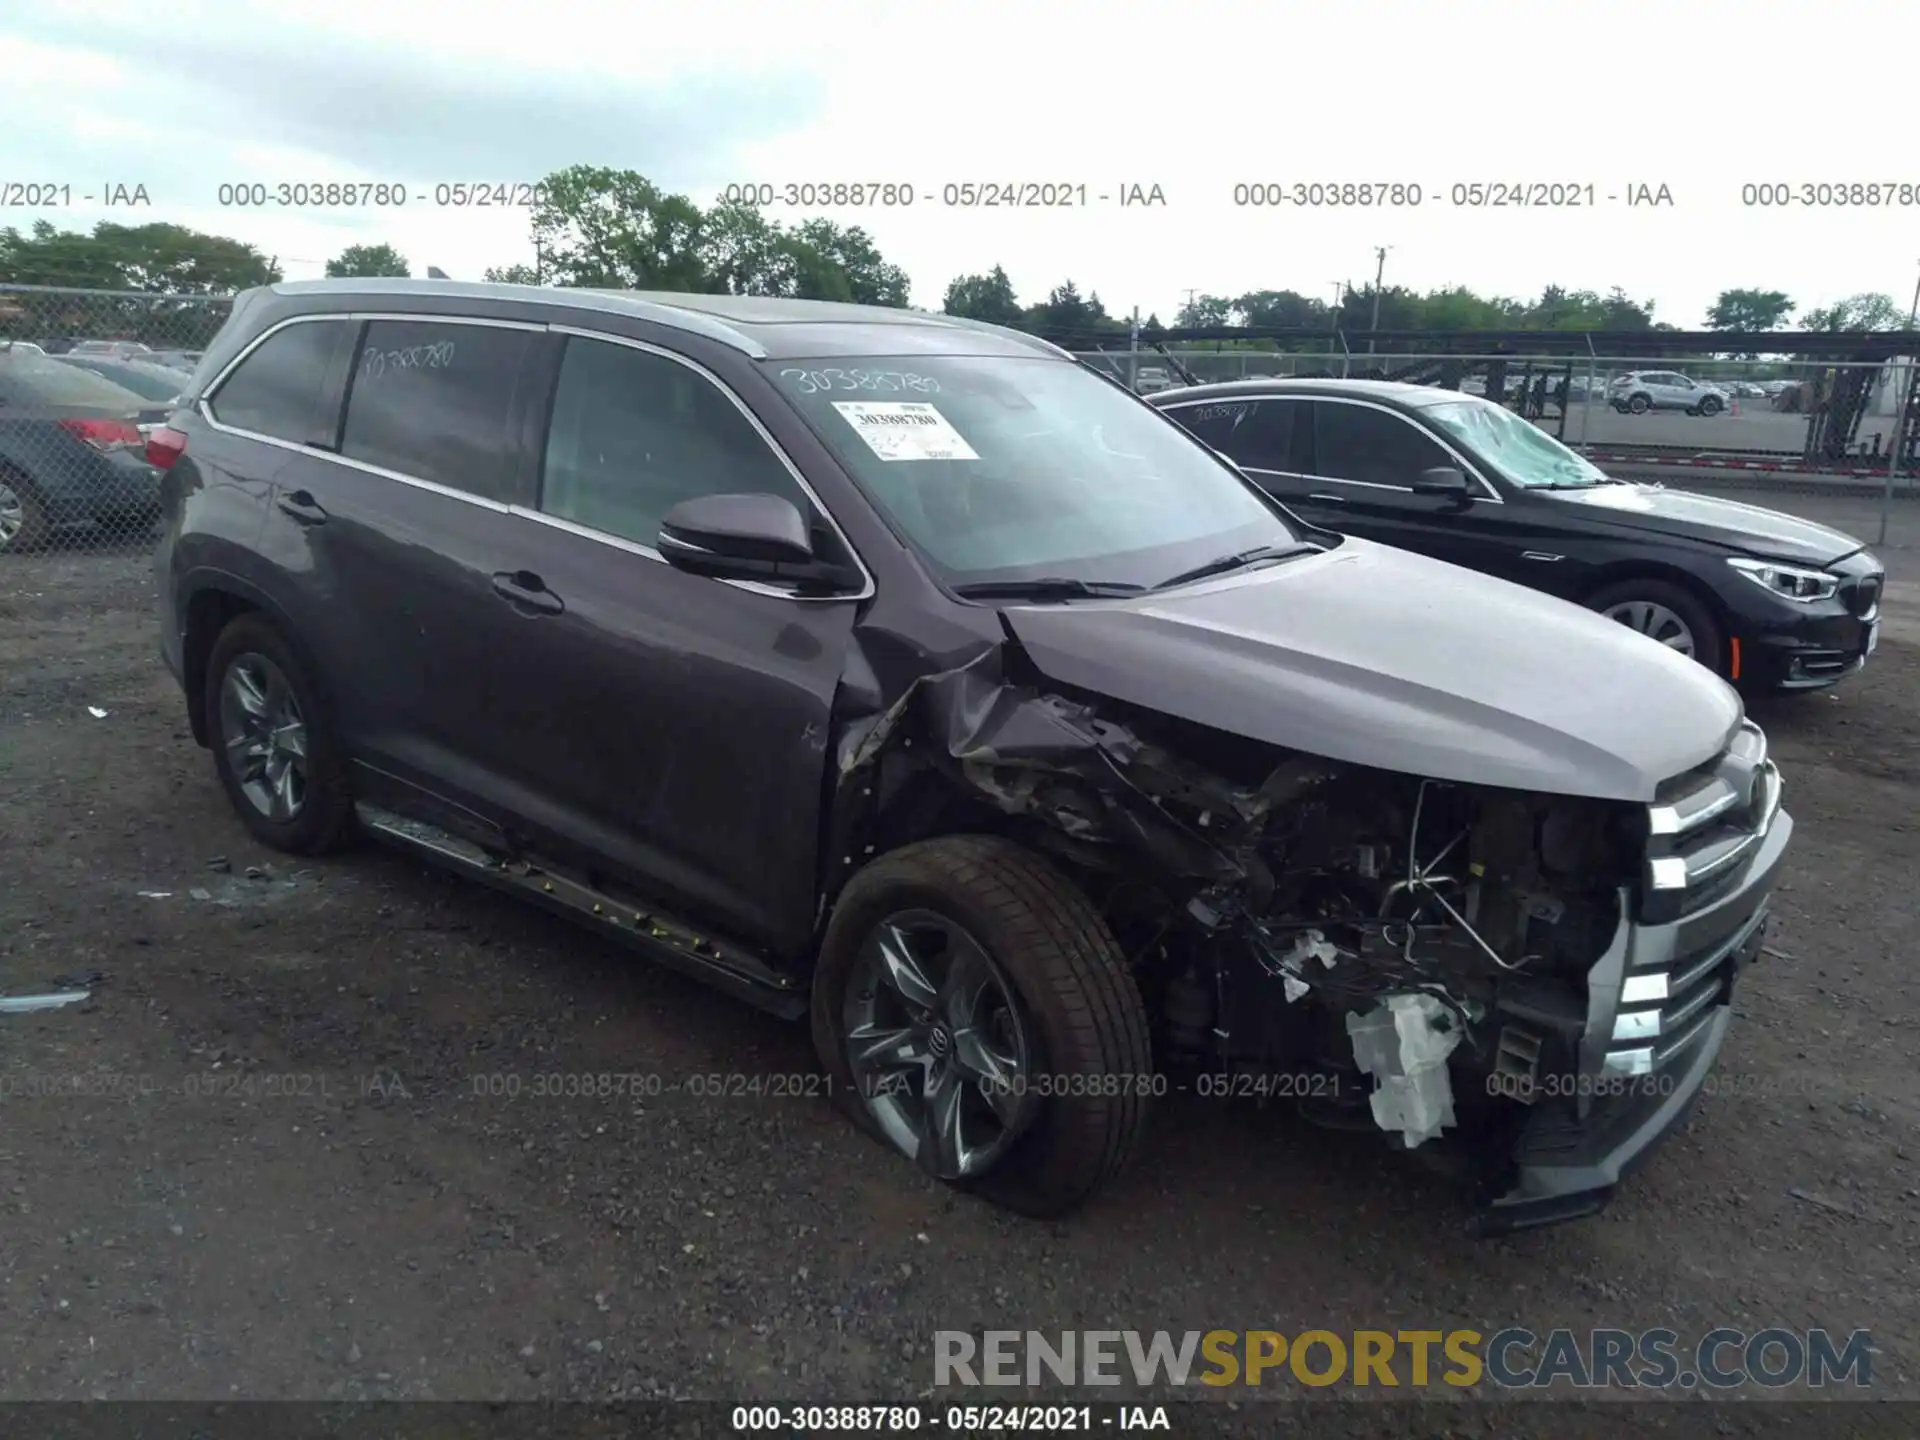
[1477,802,1791,1235]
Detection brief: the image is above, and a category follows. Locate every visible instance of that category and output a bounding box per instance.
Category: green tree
[1175,294,1234,328]
[326,243,411,279]
[698,201,801,295]
[1231,289,1326,330]
[1801,293,1904,331]
[482,262,543,285]
[526,165,708,291]
[1706,288,1795,332]
[942,265,1024,325]
[789,219,909,306]
[0,220,279,292]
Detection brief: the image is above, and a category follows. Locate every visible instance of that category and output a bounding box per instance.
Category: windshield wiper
[951,577,1146,601]
[1150,543,1313,592]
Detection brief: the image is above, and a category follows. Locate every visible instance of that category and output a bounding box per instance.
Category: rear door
[277,314,548,834]
[1161,395,1320,514]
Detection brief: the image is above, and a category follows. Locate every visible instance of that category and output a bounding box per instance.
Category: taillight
[58,417,143,452]
[146,425,189,470]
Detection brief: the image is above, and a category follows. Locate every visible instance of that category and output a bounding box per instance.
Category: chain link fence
[1080,347,1920,478]
[1,285,234,555]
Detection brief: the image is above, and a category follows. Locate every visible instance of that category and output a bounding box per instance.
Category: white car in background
[1608,370,1732,416]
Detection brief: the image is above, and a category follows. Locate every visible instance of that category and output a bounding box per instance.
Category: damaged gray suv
[154,281,1790,1232]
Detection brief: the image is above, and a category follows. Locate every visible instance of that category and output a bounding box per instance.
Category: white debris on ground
[1345,993,1462,1148]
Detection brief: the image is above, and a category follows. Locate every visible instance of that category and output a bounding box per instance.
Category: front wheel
[1697,395,1723,416]
[812,835,1153,1217]
[1587,578,1725,676]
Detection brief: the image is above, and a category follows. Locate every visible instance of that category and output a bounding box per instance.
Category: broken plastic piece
[1282,975,1310,1003]
[1346,993,1461,1148]
[87,706,108,719]
[0,990,90,1014]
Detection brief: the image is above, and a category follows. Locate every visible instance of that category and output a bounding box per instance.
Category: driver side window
[540,336,814,551]
[1310,401,1453,488]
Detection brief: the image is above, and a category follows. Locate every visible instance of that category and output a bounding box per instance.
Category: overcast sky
[5,0,1916,327]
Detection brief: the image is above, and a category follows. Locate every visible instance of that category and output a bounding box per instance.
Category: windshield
[1423,398,1614,489]
[767,355,1296,590]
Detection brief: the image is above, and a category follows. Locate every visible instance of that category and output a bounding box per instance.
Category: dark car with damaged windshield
[1153,378,1883,692]
[154,281,1791,1233]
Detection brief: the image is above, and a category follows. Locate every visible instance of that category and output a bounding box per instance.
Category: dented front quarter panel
[831,643,1261,894]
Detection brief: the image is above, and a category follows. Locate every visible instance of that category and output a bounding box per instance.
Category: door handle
[491,570,564,616]
[275,490,327,525]
[1306,493,1349,505]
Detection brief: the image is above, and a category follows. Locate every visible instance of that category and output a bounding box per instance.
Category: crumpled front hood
[1546,483,1862,565]
[1002,538,1743,803]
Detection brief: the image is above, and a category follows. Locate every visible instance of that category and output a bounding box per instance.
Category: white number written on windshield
[780,367,940,395]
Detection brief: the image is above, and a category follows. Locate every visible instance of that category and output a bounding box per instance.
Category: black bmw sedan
[1152,378,1883,692]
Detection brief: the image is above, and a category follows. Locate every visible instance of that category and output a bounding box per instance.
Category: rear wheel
[1587,578,1724,675]
[1627,393,1651,414]
[204,613,356,854]
[0,475,50,554]
[812,835,1153,1217]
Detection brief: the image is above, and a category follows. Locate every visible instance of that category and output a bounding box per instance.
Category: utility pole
[1878,258,1920,546]
[1367,246,1391,354]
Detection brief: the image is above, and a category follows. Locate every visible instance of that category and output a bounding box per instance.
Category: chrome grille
[1643,720,1780,920]
[1604,905,1765,1076]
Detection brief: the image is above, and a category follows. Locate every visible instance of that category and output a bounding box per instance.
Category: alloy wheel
[0,480,24,549]
[843,908,1035,1180]
[218,652,309,821]
[1602,600,1696,656]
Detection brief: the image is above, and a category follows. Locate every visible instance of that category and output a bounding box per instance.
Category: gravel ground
[2,523,1917,1425]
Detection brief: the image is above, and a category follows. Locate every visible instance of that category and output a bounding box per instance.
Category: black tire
[1627,393,1651,414]
[812,834,1153,1217]
[1585,577,1726,677]
[204,612,357,854]
[1697,395,1722,416]
[0,472,51,554]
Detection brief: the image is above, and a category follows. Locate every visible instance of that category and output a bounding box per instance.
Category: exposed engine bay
[838,641,1647,1177]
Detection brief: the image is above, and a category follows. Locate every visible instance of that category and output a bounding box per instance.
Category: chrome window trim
[1156,393,1506,504]
[195,312,875,604]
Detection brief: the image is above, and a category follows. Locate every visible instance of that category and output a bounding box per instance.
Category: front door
[1298,398,1536,583]
[463,331,863,956]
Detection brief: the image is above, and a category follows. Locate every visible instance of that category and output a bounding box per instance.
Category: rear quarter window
[207,318,352,445]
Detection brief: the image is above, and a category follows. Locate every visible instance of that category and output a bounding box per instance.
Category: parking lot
[2,484,1917,1410]
[1561,403,1899,457]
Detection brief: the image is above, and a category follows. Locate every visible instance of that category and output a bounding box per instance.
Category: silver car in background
[1609,370,1732,416]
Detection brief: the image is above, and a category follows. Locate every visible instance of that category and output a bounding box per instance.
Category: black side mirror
[1411,466,1472,500]
[658,492,814,580]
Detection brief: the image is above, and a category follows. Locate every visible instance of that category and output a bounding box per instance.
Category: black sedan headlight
[1726,555,1838,602]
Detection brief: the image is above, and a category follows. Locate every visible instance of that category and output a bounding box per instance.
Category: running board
[354,803,808,1020]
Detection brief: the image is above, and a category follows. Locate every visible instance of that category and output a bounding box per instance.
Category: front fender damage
[830,640,1319,900]
[824,635,1667,1232]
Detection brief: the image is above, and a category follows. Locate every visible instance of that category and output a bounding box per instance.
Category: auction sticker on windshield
[832,401,980,462]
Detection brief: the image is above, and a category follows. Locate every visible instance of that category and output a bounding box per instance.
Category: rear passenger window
[1176,399,1300,472]
[341,320,532,501]
[207,319,347,444]
[540,336,811,550]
